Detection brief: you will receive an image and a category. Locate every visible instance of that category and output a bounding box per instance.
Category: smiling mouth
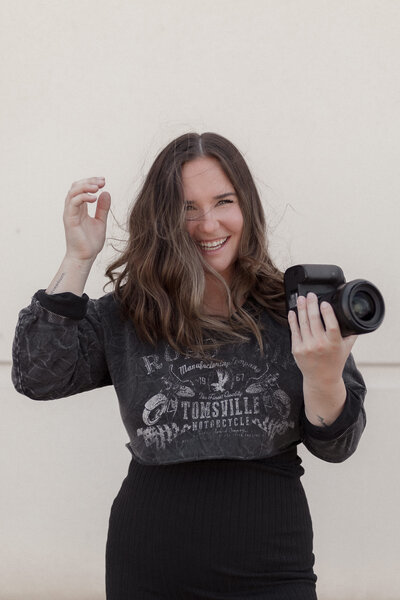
[197,237,229,252]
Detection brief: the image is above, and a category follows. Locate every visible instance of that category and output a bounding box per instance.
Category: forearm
[46,255,95,296]
[303,377,347,427]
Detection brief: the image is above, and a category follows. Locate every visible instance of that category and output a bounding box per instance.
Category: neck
[202,274,230,316]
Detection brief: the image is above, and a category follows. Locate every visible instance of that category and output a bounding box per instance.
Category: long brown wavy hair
[105,132,287,356]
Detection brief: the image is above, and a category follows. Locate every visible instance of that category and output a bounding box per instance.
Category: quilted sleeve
[12,290,112,400]
[300,353,367,463]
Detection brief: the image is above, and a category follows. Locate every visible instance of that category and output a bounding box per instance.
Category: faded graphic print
[136,347,295,453]
[246,368,295,439]
[142,366,195,426]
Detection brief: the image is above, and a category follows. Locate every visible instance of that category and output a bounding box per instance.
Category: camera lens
[334,278,385,335]
[351,291,375,321]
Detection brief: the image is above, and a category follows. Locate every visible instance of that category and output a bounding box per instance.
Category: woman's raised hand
[63,177,111,263]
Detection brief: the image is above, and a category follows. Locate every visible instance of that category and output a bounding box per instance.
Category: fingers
[95,191,111,224]
[288,309,301,345]
[295,295,310,340]
[288,293,342,344]
[288,293,357,382]
[292,293,325,342]
[65,177,106,209]
[69,177,106,193]
[304,293,326,337]
[319,301,342,343]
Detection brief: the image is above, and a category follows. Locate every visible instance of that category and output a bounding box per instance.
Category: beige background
[1,1,399,598]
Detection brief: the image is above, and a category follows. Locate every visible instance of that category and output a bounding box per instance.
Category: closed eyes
[184,197,236,211]
[185,194,236,210]
[184,201,233,222]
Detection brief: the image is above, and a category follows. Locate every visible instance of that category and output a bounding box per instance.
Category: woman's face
[182,156,244,284]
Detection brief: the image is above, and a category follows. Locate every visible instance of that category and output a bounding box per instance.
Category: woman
[12,132,366,599]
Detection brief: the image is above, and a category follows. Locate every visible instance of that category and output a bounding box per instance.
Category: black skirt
[106,451,317,600]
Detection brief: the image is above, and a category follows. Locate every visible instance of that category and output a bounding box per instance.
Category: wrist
[63,254,96,272]
[303,378,346,427]
[46,255,94,296]
[303,374,344,392]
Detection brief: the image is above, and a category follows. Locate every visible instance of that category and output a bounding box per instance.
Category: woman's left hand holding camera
[288,292,357,427]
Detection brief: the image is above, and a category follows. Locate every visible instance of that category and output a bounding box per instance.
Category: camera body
[284,264,385,337]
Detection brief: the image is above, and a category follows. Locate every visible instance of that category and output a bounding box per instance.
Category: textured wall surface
[1,1,399,598]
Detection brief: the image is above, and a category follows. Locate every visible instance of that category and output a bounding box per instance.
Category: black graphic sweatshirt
[12,290,367,465]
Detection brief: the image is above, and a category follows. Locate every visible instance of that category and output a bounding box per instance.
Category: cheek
[184,221,195,238]
[230,211,244,236]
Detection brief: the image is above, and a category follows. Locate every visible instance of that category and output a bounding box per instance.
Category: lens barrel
[334,279,385,335]
[351,291,375,321]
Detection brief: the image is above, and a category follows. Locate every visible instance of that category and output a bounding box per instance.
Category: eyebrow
[213,192,236,200]
[185,192,236,203]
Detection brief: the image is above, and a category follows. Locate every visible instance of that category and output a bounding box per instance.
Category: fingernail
[297,295,306,306]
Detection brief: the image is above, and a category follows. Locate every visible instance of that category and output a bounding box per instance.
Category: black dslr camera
[284,264,385,337]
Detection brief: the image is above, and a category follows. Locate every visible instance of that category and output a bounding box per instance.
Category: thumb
[95,191,111,224]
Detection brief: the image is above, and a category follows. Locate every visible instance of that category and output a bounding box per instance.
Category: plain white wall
[1,1,399,599]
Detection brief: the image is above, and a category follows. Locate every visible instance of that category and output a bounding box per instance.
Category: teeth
[198,237,228,249]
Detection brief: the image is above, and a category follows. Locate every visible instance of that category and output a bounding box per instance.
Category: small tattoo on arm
[50,273,66,294]
[317,415,329,428]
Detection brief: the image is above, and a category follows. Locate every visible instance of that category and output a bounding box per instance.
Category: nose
[195,211,219,234]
